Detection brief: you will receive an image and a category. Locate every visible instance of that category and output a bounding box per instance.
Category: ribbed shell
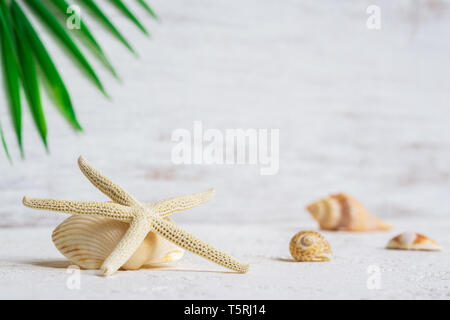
[52,215,184,270]
[289,231,332,262]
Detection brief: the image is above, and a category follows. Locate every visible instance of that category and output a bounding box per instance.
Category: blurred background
[1,0,449,228]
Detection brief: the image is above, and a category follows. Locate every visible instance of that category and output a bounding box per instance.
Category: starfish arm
[149,189,215,217]
[78,156,139,207]
[101,215,150,276]
[22,197,133,221]
[149,215,249,273]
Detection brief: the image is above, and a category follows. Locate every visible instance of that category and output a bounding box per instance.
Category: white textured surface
[0,217,449,299]
[0,0,449,299]
[0,0,449,227]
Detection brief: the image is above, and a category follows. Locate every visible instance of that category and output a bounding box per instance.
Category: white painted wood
[1,0,449,228]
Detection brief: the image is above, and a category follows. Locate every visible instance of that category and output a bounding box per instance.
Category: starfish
[23,156,249,276]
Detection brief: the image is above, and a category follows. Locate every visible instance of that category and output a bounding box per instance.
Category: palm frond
[0,0,158,160]
[48,0,118,79]
[80,0,136,54]
[0,1,23,157]
[11,1,82,131]
[110,0,149,36]
[137,0,158,21]
[11,1,48,149]
[0,117,11,162]
[25,0,108,97]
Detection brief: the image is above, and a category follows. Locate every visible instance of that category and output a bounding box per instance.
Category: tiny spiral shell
[289,231,332,262]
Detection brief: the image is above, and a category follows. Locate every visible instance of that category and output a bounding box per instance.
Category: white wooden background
[1,0,449,227]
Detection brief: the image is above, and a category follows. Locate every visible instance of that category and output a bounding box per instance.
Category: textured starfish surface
[23,156,249,276]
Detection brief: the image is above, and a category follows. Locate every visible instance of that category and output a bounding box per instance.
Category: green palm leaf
[0,0,158,161]
[0,0,23,157]
[137,0,159,21]
[110,0,149,36]
[0,118,11,162]
[48,0,118,79]
[11,0,82,131]
[11,0,47,150]
[25,0,108,97]
[80,0,136,54]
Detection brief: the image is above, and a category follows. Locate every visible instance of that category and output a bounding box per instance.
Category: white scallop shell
[52,215,184,270]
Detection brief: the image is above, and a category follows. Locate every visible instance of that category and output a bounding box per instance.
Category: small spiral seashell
[386,232,442,251]
[289,231,332,262]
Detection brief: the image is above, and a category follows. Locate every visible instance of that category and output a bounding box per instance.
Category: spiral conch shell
[306,193,392,232]
[386,232,442,251]
[289,231,332,262]
[52,215,184,270]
